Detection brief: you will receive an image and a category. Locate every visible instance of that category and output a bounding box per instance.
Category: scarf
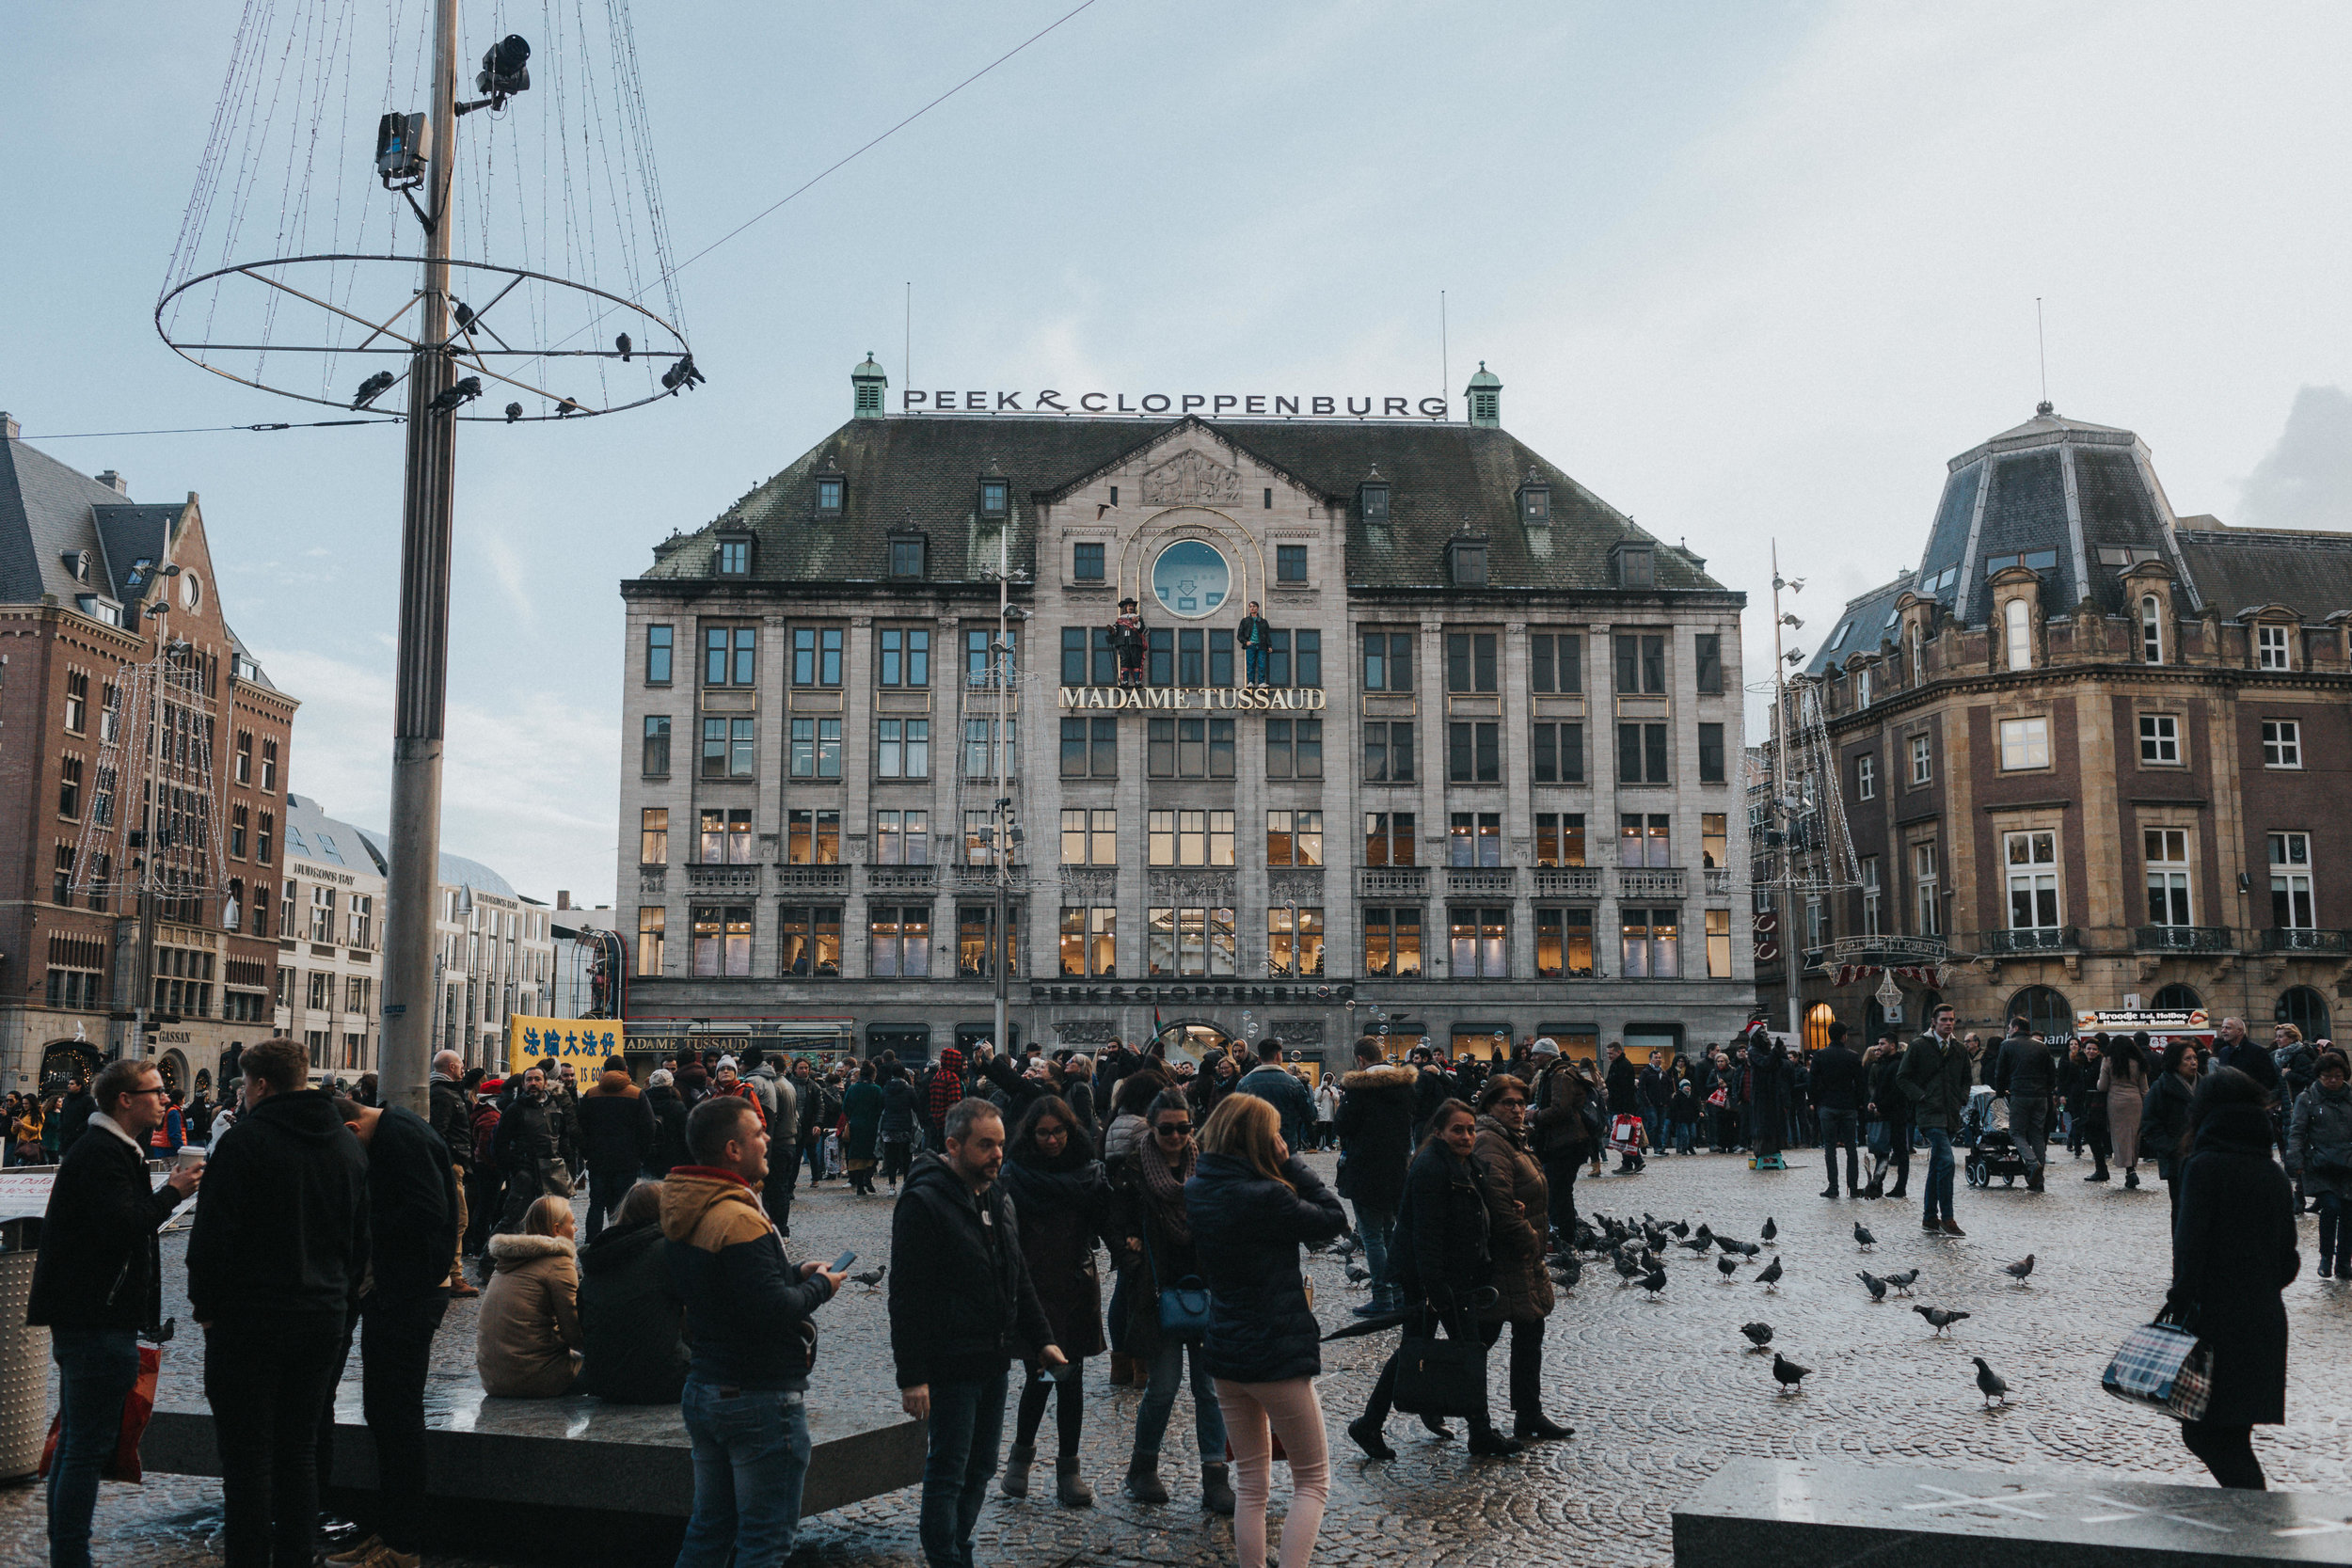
[1138,1138,1195,1245]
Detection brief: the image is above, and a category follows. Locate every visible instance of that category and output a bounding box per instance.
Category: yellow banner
[508,1015,626,1075]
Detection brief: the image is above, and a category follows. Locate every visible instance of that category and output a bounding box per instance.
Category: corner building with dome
[613,359,1754,1071]
[1768,404,2352,1048]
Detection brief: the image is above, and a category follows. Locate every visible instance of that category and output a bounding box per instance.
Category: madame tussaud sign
[1058,686,1327,710]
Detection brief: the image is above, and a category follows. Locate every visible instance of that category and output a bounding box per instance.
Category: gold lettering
[1214,687,1237,709]
[1060,687,1082,708]
[1085,687,1105,709]
[1304,688,1327,710]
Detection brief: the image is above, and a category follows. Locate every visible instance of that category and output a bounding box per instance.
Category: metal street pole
[380,0,461,1118]
[1771,540,1802,1045]
[993,525,1011,1058]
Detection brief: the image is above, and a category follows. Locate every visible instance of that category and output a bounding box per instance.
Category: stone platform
[1675,1461,2352,1568]
[143,1363,925,1554]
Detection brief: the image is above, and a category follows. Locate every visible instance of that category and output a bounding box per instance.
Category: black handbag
[1391,1325,1486,1418]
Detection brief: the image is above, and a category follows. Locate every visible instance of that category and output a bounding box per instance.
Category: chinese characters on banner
[507,1014,623,1075]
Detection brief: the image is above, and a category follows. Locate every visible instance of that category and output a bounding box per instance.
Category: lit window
[1361,908,1422,977]
[1534,909,1594,978]
[1450,908,1509,977]
[1535,813,1585,866]
[1620,910,1677,978]
[1058,907,1116,976]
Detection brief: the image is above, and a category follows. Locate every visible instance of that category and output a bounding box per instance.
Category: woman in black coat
[2141,1038,2201,1225]
[1184,1093,1347,1568]
[1863,1038,1912,1197]
[2168,1067,2299,1489]
[1349,1099,1522,1460]
[996,1094,1112,1509]
[576,1181,687,1403]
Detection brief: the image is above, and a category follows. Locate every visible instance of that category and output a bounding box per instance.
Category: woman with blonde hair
[1184,1091,1347,1568]
[477,1194,584,1397]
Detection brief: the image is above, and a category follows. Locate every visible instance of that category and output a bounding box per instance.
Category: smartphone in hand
[831,1251,856,1274]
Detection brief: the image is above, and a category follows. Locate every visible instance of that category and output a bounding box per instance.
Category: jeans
[1215,1376,1329,1568]
[1540,1157,1580,1242]
[1818,1109,1859,1193]
[803,1137,826,1184]
[2316,1192,2344,1270]
[676,1381,813,1568]
[206,1316,345,1568]
[1351,1200,1397,1307]
[1672,1121,1696,1153]
[1245,646,1269,685]
[919,1370,1007,1568]
[2010,1096,2050,1174]
[48,1325,141,1568]
[1642,1110,1663,1152]
[586,1164,635,1243]
[360,1292,447,1553]
[1134,1338,1225,1460]
[1922,1129,1956,1224]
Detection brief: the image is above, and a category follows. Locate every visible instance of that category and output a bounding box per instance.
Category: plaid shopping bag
[2102,1320,2212,1421]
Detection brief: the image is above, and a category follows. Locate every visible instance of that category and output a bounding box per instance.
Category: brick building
[1766,404,2352,1044]
[613,360,1754,1071]
[0,415,297,1095]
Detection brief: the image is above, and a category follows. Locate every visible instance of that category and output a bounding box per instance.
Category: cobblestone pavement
[6,1145,2348,1566]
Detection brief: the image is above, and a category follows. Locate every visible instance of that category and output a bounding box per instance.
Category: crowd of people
[17,1005,2344,1566]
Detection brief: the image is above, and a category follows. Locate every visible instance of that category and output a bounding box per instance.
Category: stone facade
[615,365,1755,1069]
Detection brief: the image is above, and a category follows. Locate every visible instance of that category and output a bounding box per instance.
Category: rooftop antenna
[905,281,914,405]
[2036,296,2050,414]
[1440,290,1450,420]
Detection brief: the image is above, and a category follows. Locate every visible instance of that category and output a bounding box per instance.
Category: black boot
[1515,1412,1574,1442]
[1468,1423,1523,1457]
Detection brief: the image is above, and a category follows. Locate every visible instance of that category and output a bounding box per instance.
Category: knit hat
[716,1055,739,1072]
[648,1068,675,1087]
[1530,1037,1560,1058]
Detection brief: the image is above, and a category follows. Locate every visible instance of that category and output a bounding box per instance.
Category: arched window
[2151,982,2201,1012]
[1804,1002,1836,1053]
[2004,598,2032,671]
[2277,986,2328,1040]
[2008,984,2074,1042]
[2140,595,2163,664]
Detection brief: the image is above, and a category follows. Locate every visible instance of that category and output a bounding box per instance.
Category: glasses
[122,1087,168,1100]
[1154,1123,1192,1137]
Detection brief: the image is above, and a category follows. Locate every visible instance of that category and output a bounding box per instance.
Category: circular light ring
[155,253,691,423]
[1150,538,1232,620]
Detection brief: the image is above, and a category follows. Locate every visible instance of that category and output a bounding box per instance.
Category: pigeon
[503,401,523,423]
[1718,1255,1741,1280]
[1915,1306,1970,1336]
[351,371,397,410]
[1695,1223,1714,1244]
[1549,1254,1582,1291]
[1638,1268,1669,1299]
[1853,1222,1877,1251]
[2003,1254,2036,1284]
[1740,1322,1774,1351]
[1883,1269,1919,1296]
[615,331,632,362]
[661,353,706,393]
[1760,1216,1778,1245]
[427,374,484,414]
[1668,1220,1691,1238]
[1730,1240,1762,1260]
[1343,1264,1372,1287]
[1771,1353,1811,1394]
[556,396,582,417]
[1677,1236,1715,1256]
[1856,1270,1888,1302]
[850,1265,886,1291]
[1614,1251,1644,1285]
[1755,1256,1784,1290]
[1715,1233,1744,1254]
[1973,1357,2009,1406]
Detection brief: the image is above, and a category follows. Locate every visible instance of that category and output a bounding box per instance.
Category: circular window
[180,571,202,610]
[1150,539,1230,620]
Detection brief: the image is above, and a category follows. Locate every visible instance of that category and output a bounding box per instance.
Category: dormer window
[63,550,90,583]
[1518,470,1549,522]
[1359,480,1390,522]
[2258,623,2292,671]
[716,537,751,577]
[2140,595,2164,663]
[1446,532,1488,587]
[1611,541,1655,590]
[816,475,845,515]
[978,479,1009,517]
[889,531,928,580]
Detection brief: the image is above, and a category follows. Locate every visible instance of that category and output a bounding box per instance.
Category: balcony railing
[2134,925,2233,953]
[1534,867,1601,898]
[1446,867,1517,896]
[772,863,849,893]
[1980,926,2078,955]
[1616,867,1687,901]
[1358,865,1430,898]
[1704,866,1738,895]
[2262,927,2348,955]
[864,863,937,892]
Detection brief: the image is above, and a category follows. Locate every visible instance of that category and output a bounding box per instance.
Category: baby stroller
[1963,1086,2029,1188]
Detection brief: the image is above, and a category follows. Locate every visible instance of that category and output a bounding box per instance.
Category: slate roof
[354,826,520,900]
[1807,573,1918,675]
[283,794,387,879]
[636,414,1731,598]
[0,434,154,605]
[2173,524,2352,622]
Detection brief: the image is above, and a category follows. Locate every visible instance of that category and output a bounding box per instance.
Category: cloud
[2236,387,2352,532]
[253,644,619,904]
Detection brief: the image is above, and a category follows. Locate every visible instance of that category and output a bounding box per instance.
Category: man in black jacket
[490,1067,573,1234]
[427,1049,476,1298]
[29,1057,200,1568]
[889,1099,1063,1568]
[55,1073,95,1158]
[1334,1037,1415,1315]
[577,1056,656,1241]
[1605,1042,1645,1172]
[1993,1018,2059,1192]
[322,1093,458,1568]
[186,1037,369,1568]
[1809,1022,1867,1197]
[1407,1048,1452,1146]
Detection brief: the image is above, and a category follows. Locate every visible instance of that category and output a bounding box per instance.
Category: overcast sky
[8,0,2350,905]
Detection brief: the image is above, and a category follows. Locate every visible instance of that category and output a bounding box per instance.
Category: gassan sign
[905,389,1452,420]
[1059,687,1327,710]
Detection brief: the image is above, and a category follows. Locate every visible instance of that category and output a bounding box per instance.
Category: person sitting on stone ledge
[476,1194,584,1398]
[578,1180,689,1404]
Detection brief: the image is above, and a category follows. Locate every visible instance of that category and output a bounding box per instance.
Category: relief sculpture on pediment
[1140,450,1242,507]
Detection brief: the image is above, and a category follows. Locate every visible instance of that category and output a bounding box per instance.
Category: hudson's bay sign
[1058,686,1327,709]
